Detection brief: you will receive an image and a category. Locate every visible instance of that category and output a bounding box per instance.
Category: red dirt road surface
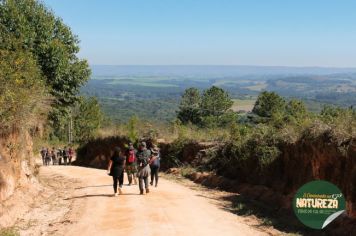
[16,165,280,236]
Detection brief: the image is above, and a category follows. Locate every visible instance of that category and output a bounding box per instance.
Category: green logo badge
[293,180,346,229]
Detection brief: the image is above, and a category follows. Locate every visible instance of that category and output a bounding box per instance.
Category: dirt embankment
[75,136,171,169]
[278,136,356,217]
[0,130,40,228]
[159,140,218,170]
[211,135,356,218]
[163,134,356,234]
[75,136,130,169]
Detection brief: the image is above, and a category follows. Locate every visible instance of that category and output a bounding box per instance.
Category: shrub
[0,49,48,133]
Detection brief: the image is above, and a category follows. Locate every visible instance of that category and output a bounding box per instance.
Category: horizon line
[89,64,356,69]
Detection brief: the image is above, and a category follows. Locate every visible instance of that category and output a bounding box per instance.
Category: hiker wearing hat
[149,144,161,187]
[107,147,126,196]
[136,141,151,195]
[125,143,138,185]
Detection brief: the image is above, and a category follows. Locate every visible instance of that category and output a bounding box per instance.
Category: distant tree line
[177,87,313,129]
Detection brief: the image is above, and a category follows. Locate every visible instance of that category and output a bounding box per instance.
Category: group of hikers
[40,147,74,166]
[107,141,161,196]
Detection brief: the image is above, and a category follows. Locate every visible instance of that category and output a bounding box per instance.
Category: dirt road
[16,165,279,236]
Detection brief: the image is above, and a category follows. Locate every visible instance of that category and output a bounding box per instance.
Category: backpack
[141,157,148,166]
[152,155,160,166]
[127,150,136,163]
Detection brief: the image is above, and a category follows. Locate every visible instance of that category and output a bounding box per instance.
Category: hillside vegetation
[76,86,356,234]
[0,0,98,227]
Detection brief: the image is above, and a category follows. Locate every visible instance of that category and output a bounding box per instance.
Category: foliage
[0,0,90,138]
[252,91,286,118]
[200,86,234,115]
[250,92,312,129]
[127,115,139,143]
[99,97,178,123]
[319,105,355,140]
[177,86,237,128]
[320,105,347,123]
[172,122,230,142]
[0,0,90,105]
[73,96,103,143]
[286,99,307,118]
[177,87,201,124]
[200,86,236,127]
[161,138,192,168]
[0,48,48,132]
[283,99,308,124]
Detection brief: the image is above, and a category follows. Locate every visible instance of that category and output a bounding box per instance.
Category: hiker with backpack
[45,148,51,166]
[107,147,126,196]
[136,142,151,195]
[40,147,47,165]
[63,147,69,165]
[51,148,57,165]
[57,148,63,165]
[149,145,161,187]
[68,147,74,165]
[125,143,137,186]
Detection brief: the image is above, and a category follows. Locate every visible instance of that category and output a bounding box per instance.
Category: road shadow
[65,193,141,200]
[217,194,323,235]
[75,185,111,189]
[192,191,318,235]
[64,194,113,200]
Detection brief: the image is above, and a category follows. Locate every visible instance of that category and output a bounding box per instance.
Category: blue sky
[43,0,356,67]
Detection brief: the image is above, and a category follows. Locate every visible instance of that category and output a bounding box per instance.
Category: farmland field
[232,98,256,112]
[80,65,356,123]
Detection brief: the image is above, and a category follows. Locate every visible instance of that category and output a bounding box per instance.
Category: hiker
[125,143,137,185]
[57,148,63,165]
[136,142,151,195]
[63,147,68,165]
[149,145,161,187]
[107,147,126,196]
[45,148,51,166]
[40,147,47,165]
[51,148,57,165]
[68,147,74,165]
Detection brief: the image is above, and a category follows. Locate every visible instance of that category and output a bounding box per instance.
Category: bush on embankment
[163,108,356,220]
[206,123,356,217]
[159,138,219,170]
[75,136,130,169]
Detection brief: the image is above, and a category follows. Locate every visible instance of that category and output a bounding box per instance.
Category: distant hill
[84,65,356,123]
[91,65,356,77]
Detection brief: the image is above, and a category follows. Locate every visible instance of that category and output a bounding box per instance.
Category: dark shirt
[111,155,126,167]
[40,149,46,157]
[63,149,69,158]
[110,155,126,176]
